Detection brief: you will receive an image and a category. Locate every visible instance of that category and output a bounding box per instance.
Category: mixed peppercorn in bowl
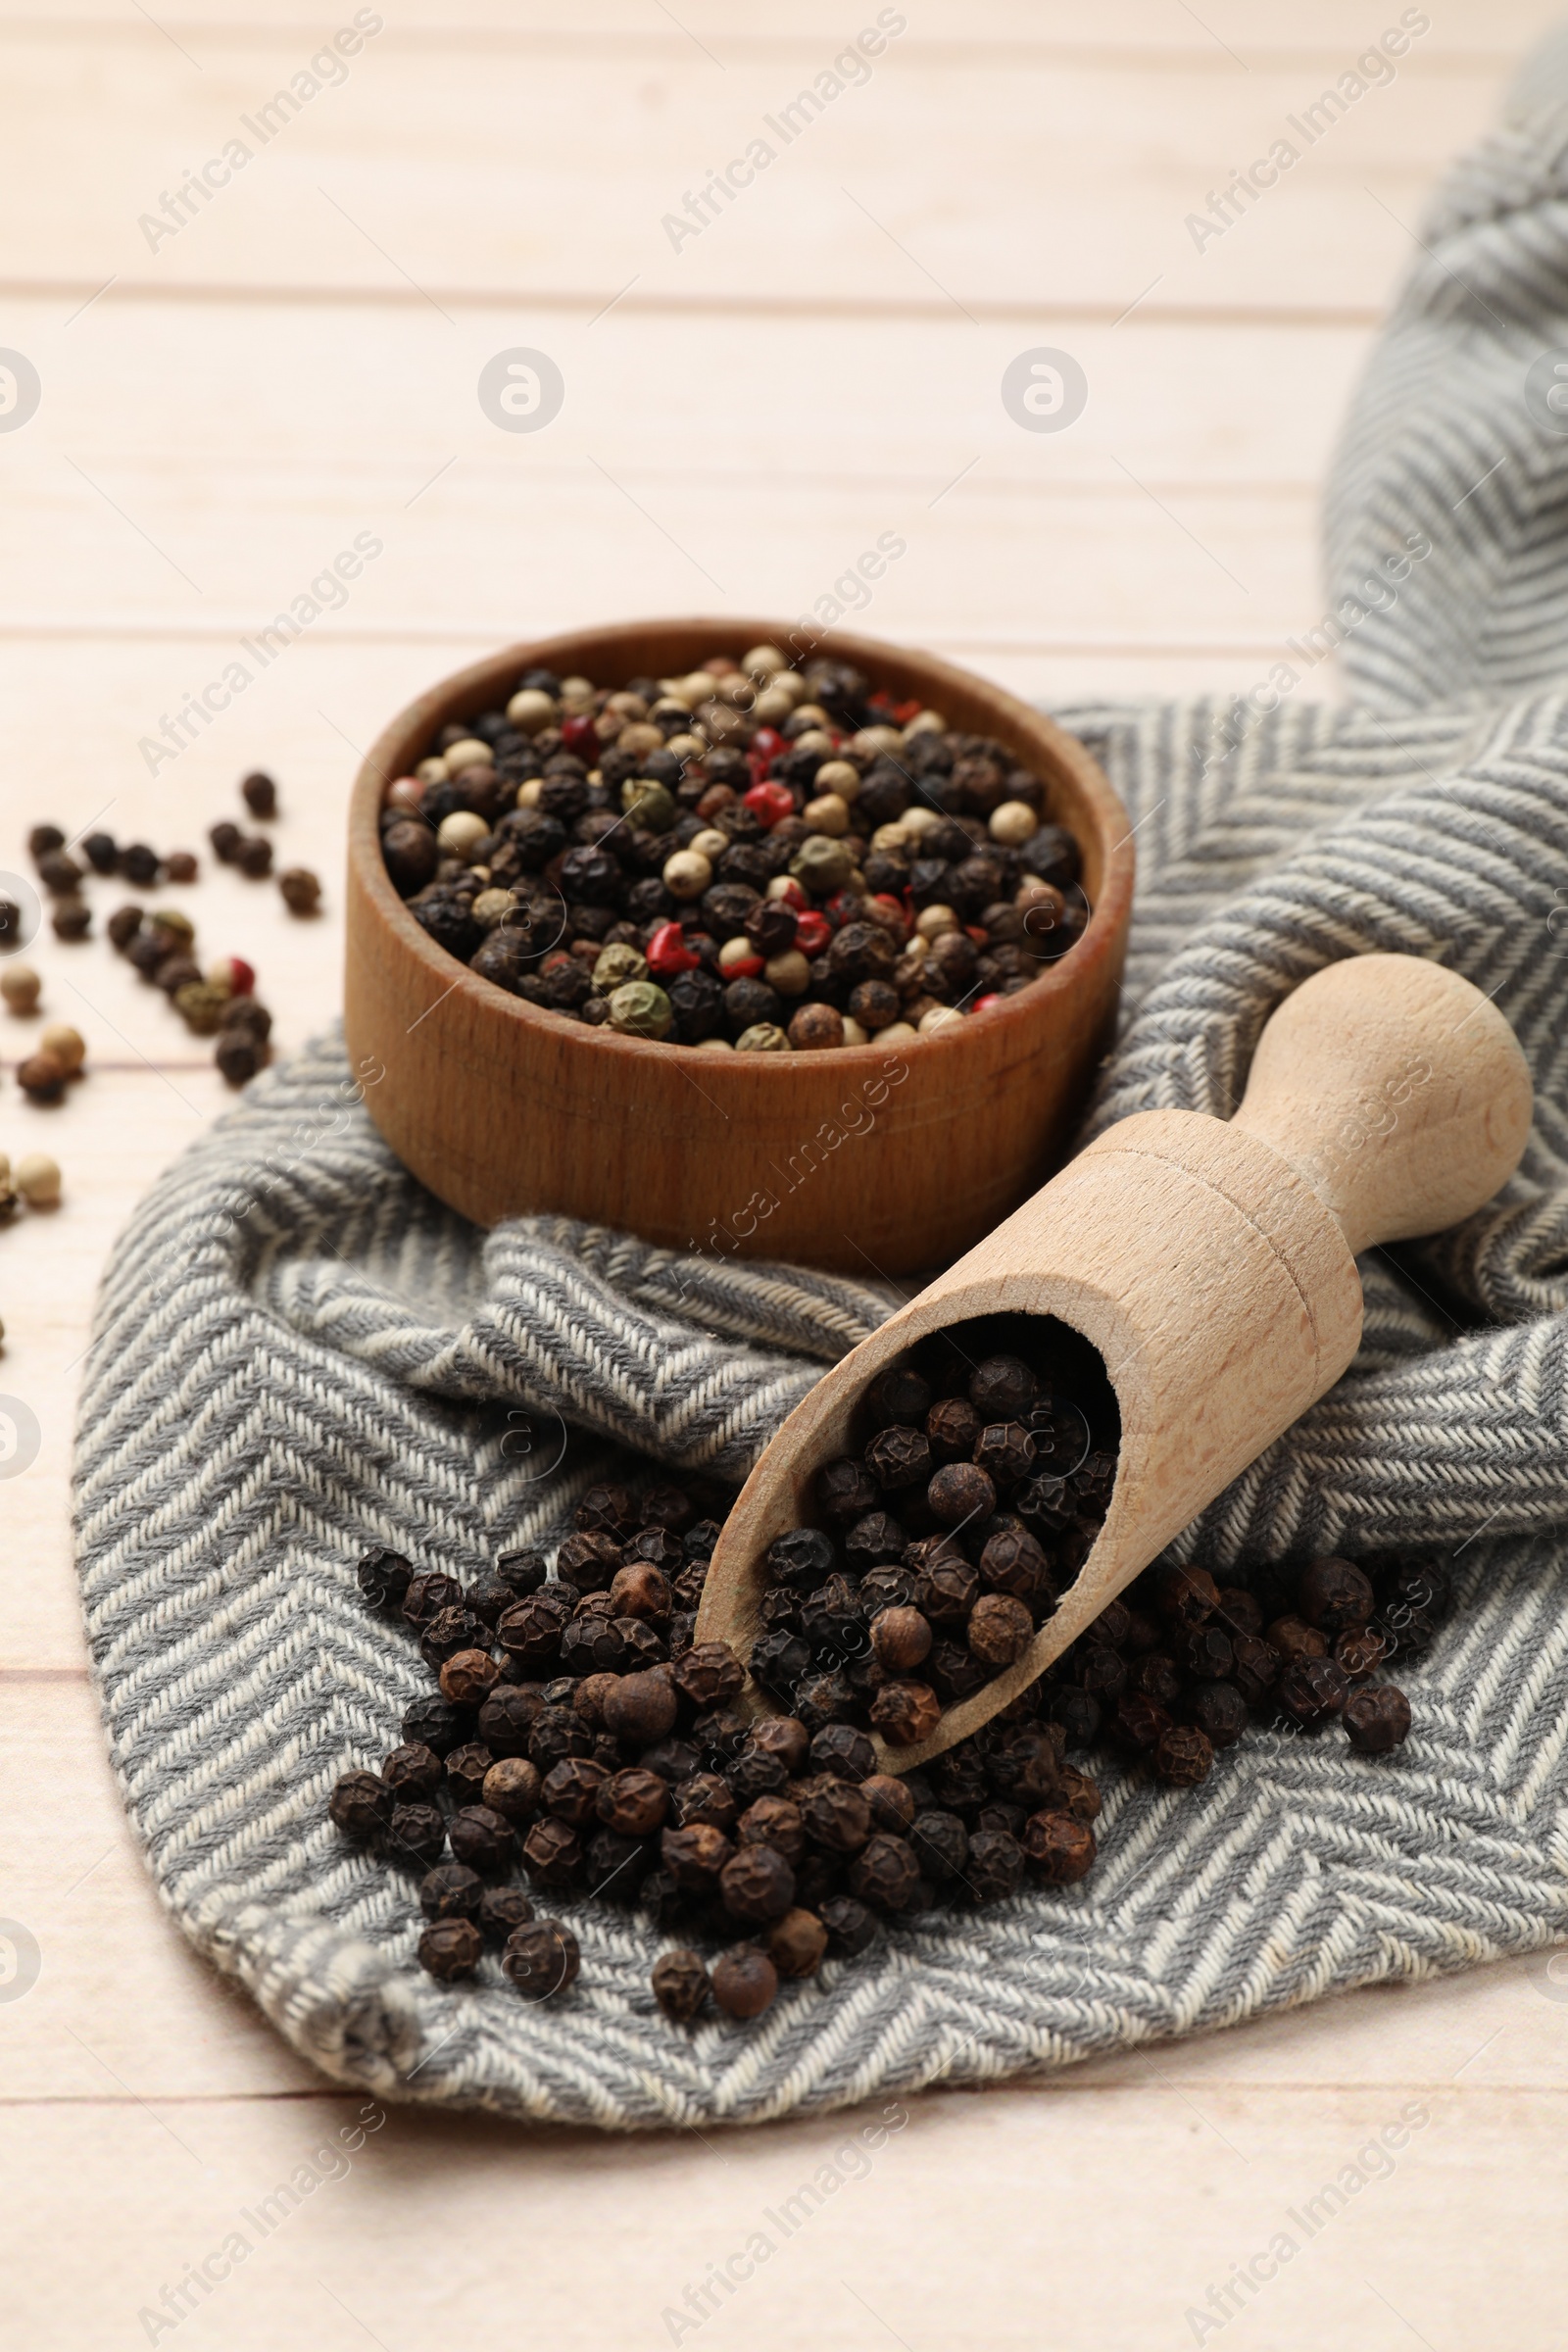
[377,642,1090,1054]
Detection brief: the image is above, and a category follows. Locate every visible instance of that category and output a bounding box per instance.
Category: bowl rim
[348,617,1135,1075]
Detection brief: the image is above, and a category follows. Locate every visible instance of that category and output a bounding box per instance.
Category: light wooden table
[4,7,1566,2345]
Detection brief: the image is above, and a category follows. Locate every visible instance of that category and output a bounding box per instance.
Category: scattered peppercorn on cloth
[75,77,1568,2130]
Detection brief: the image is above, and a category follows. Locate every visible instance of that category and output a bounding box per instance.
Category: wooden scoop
[694,955,1533,1771]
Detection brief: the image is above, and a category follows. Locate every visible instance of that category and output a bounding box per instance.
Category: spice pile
[105,907,273,1085]
[381,646,1090,1052]
[330,1431,1427,2027]
[754,1318,1119,1746]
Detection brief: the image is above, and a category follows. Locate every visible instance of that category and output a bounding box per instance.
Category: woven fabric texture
[75,98,1568,2129]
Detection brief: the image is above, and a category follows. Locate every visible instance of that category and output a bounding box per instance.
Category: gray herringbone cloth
[76,93,1568,2129]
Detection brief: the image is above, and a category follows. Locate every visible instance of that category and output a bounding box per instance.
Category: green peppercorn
[789,834,855,896]
[173,980,230,1035]
[620,779,677,833]
[607,980,673,1040]
[593,942,649,994]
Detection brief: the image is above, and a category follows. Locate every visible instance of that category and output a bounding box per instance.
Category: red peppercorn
[794,909,831,956]
[973,994,1004,1012]
[646,919,700,976]
[724,952,765,979]
[560,712,599,759]
[743,780,795,828]
[751,726,785,760]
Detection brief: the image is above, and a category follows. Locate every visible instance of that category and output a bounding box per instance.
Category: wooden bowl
[343,620,1134,1274]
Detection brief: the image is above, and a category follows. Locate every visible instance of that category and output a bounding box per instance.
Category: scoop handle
[1230,956,1532,1257]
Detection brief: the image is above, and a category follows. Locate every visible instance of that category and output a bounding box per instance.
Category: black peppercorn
[597,1766,669,1838]
[809,1723,876,1782]
[603,1670,680,1745]
[765,1526,838,1590]
[752,1625,814,1696]
[927,1461,996,1528]
[719,1844,796,1925]
[1278,1654,1349,1730]
[420,1607,486,1671]
[541,1757,611,1830]
[672,1641,745,1713]
[845,1511,907,1571]
[918,1551,980,1624]
[1335,1626,1391,1682]
[327,1770,392,1839]
[1021,1809,1096,1884]
[1268,1615,1329,1665]
[357,1546,414,1610]
[925,1396,982,1463]
[440,1647,502,1707]
[710,1944,778,2019]
[1053,1684,1104,1759]
[909,1809,969,1884]
[766,1907,828,1978]
[418,1918,482,1980]
[967,1592,1032,1669]
[800,1780,872,1855]
[382,1741,444,1800]
[973,1422,1037,1490]
[870,1679,943,1747]
[1111,1691,1172,1754]
[398,1696,465,1761]
[471,1747,538,1821]
[1152,1565,1222,1630]
[672,1772,739,1833]
[557,1530,621,1590]
[815,1458,879,1526]
[967,1354,1038,1418]
[419,1861,482,1922]
[448,1805,516,1873]
[852,1776,908,1838]
[1129,1652,1183,1709]
[1175,1624,1234,1684]
[443,1741,495,1807]
[727,1744,790,1806]
[652,1947,711,2022]
[241,769,278,818]
[1296,1556,1375,1635]
[978,1526,1051,1603]
[865,1362,933,1431]
[478,1886,534,1942]
[1215,1587,1263,1637]
[966,1828,1026,1902]
[1153,1723,1215,1787]
[820,1894,878,1955]
[736,1794,806,1865]
[1343,1683,1411,1753]
[1185,1682,1249,1747]
[869,1605,933,1673]
[864,1424,933,1493]
[662,1821,735,1892]
[927,1640,989,1703]
[476,1684,546,1756]
[504,1917,580,1999]
[848,1832,921,1912]
[521,1817,584,1888]
[1229,1634,1282,1709]
[385,1801,446,1868]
